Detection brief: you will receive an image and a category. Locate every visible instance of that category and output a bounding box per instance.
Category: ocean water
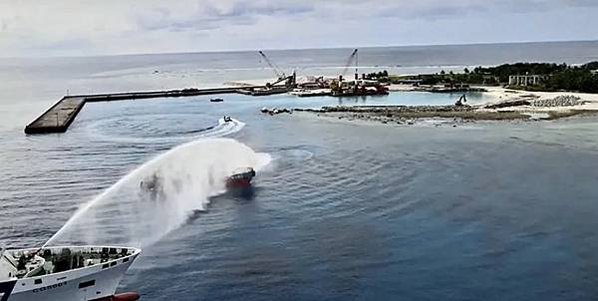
[2,41,598,300]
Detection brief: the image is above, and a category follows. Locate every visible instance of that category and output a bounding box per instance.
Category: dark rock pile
[260,107,293,115]
[484,100,531,109]
[297,105,475,114]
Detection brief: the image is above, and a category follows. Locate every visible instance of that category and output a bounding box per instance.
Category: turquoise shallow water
[2,42,598,300]
[3,93,598,300]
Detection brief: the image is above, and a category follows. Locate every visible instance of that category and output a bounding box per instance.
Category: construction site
[25,49,390,134]
[244,49,389,97]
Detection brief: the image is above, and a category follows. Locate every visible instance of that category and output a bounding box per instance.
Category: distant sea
[1,40,598,121]
[2,41,598,301]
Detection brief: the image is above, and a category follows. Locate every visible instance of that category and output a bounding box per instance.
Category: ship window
[102,264,109,269]
[79,280,95,289]
[123,257,129,263]
[110,261,117,266]
[34,279,42,285]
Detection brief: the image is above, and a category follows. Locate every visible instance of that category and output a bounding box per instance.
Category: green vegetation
[363,70,389,81]
[472,63,568,82]
[545,68,598,93]
[389,62,598,93]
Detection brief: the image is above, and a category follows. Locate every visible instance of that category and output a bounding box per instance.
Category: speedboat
[0,246,141,301]
[226,167,256,189]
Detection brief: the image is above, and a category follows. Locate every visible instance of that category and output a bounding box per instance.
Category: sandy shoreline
[393,84,598,113]
[260,84,598,126]
[389,83,598,103]
[230,79,598,126]
[480,86,598,111]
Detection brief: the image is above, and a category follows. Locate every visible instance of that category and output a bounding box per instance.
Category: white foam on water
[45,137,271,248]
[88,117,245,144]
[278,149,314,161]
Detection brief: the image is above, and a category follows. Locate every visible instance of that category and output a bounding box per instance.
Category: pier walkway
[24,87,257,134]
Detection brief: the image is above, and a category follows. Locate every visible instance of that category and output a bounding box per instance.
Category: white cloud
[0,0,597,57]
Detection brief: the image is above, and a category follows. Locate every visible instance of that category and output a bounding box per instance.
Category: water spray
[44,136,271,248]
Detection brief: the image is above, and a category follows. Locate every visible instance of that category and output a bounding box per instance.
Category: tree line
[390,62,598,93]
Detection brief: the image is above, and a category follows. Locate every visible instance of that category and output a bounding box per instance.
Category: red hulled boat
[226,167,256,188]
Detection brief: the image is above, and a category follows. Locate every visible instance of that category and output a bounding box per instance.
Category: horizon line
[2,39,597,60]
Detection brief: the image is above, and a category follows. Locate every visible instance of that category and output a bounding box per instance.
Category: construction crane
[258,51,286,80]
[269,72,295,87]
[340,49,358,81]
[258,51,296,89]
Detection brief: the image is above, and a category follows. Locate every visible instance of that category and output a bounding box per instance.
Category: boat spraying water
[0,245,142,301]
[44,138,271,248]
[1,120,270,301]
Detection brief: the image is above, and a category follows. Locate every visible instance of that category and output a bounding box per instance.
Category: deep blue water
[2,42,598,300]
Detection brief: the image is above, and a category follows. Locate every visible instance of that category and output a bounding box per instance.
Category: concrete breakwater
[24,87,259,134]
[284,102,598,124]
[287,105,532,123]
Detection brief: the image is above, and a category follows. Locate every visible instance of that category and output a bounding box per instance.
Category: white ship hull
[1,246,141,301]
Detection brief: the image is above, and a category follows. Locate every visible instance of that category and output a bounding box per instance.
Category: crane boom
[341,49,358,78]
[259,51,285,79]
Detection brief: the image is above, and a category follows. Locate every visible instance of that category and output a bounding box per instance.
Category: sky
[1,0,597,57]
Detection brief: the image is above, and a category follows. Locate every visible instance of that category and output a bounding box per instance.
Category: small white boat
[0,245,141,301]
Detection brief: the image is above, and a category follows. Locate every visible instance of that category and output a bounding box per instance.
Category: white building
[508,74,549,87]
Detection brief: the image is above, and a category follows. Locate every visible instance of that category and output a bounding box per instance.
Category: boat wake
[275,148,315,162]
[45,138,271,248]
[87,116,245,144]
